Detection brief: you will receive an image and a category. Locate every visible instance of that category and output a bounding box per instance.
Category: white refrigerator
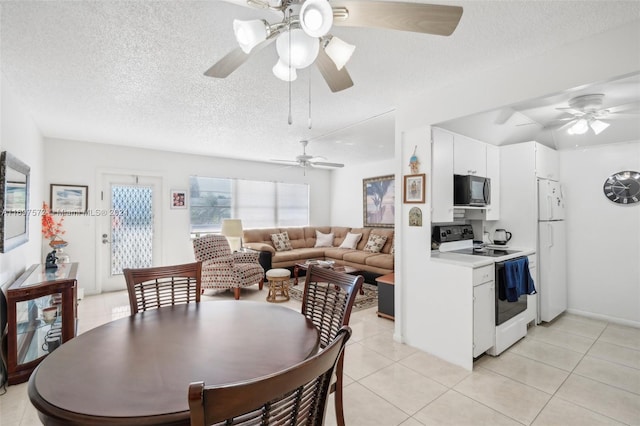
[537,179,567,322]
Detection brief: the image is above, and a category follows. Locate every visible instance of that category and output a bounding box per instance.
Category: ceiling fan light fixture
[233,19,268,53]
[272,59,297,81]
[325,36,355,70]
[299,0,334,37]
[590,119,610,135]
[276,29,319,69]
[568,118,589,135]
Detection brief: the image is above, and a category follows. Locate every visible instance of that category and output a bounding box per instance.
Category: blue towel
[504,258,536,302]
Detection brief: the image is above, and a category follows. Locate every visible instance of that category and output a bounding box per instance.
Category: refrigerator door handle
[548,223,554,248]
[547,195,554,220]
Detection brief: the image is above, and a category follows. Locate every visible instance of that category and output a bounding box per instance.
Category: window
[189,177,309,233]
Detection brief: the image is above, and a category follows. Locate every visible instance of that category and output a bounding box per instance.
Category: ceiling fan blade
[310,161,345,168]
[270,159,301,165]
[331,1,463,36]
[204,37,275,78]
[315,47,354,92]
[607,100,640,115]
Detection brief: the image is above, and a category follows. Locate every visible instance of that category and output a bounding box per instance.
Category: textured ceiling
[1,1,639,168]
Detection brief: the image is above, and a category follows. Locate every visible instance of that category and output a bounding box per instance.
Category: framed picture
[363,175,395,228]
[170,189,187,209]
[404,174,426,203]
[50,184,88,214]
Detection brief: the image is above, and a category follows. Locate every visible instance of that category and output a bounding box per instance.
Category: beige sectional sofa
[242,226,394,278]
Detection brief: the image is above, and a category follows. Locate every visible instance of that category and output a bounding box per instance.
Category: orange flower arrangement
[41,202,66,244]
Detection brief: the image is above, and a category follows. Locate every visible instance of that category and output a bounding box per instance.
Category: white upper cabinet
[485,144,500,220]
[535,143,560,180]
[454,134,487,177]
[432,128,500,221]
[431,127,455,223]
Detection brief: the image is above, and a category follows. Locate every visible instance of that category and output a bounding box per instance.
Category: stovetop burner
[450,247,521,257]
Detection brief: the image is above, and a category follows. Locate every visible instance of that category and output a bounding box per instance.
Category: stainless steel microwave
[454,174,491,206]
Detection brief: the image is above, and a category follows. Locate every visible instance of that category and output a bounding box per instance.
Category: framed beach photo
[170,189,187,209]
[404,174,426,203]
[50,184,88,214]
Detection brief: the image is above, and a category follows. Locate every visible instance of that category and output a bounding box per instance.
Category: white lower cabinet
[473,265,495,358]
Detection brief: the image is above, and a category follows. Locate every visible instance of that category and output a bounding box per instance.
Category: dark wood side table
[5,263,78,384]
[376,273,395,320]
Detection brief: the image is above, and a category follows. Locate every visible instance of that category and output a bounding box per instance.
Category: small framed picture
[404,174,426,204]
[170,189,187,209]
[50,184,88,214]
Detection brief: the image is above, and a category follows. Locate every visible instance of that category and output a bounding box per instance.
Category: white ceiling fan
[205,0,463,92]
[271,140,344,170]
[552,94,639,136]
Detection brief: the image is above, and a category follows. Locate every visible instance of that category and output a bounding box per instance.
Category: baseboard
[566,308,640,328]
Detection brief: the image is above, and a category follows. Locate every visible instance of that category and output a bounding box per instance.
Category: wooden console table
[5,263,78,384]
[376,273,395,320]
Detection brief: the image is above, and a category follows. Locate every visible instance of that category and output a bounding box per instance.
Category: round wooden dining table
[28,301,320,425]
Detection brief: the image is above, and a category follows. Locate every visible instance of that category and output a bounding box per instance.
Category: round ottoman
[266,268,291,303]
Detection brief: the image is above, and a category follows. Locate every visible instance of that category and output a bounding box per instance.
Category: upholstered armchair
[193,234,264,300]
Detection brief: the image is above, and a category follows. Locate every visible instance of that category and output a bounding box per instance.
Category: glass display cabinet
[6,263,78,384]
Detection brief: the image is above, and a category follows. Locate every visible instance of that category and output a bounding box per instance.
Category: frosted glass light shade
[567,118,589,135]
[589,119,610,135]
[272,59,298,81]
[276,29,319,69]
[325,36,355,70]
[300,0,333,37]
[233,19,268,54]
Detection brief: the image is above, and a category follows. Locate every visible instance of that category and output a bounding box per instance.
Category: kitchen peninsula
[426,247,536,370]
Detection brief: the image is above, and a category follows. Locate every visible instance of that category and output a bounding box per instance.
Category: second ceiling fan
[205,0,463,92]
[271,140,344,169]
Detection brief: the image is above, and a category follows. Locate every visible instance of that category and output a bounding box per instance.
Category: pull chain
[287,8,293,125]
[308,70,312,129]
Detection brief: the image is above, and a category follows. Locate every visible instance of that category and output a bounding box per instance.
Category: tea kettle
[493,229,512,245]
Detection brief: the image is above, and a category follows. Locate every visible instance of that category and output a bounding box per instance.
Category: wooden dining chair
[188,326,351,426]
[124,262,202,315]
[301,265,364,426]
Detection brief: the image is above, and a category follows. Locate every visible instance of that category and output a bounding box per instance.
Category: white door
[538,220,567,322]
[538,179,565,221]
[98,174,162,292]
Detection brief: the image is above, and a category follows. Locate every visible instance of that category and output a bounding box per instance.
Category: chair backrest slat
[301,265,363,349]
[188,327,351,426]
[124,262,202,315]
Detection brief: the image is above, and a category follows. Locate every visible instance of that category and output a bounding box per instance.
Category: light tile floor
[1,286,639,426]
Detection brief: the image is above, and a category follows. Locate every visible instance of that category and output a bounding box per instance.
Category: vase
[55,247,70,264]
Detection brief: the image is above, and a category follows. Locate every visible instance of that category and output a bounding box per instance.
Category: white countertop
[431,247,535,268]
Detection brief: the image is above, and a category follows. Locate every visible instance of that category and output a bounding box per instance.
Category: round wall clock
[603,171,640,205]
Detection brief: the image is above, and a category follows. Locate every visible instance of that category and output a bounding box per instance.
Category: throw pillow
[314,231,334,248]
[339,232,362,249]
[363,234,387,253]
[270,232,292,252]
[390,240,395,255]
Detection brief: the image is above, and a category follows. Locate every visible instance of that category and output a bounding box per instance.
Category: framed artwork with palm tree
[363,175,395,228]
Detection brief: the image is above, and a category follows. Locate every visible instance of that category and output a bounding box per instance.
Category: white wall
[44,138,333,295]
[561,141,640,325]
[396,20,640,364]
[330,159,395,227]
[0,75,44,289]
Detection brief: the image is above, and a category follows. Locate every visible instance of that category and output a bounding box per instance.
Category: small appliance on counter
[493,229,512,245]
